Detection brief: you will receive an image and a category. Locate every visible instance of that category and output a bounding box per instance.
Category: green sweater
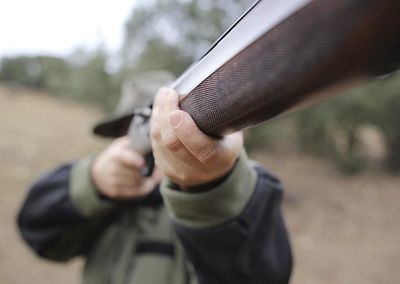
[18,152,292,283]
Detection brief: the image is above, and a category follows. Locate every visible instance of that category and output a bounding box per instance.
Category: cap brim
[93,113,134,138]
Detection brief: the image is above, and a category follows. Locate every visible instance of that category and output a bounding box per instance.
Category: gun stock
[176,0,400,137]
[129,0,400,161]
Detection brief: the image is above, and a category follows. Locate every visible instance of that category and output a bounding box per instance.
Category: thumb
[169,110,219,164]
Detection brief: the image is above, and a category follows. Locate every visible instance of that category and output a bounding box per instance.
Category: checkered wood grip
[180,0,400,137]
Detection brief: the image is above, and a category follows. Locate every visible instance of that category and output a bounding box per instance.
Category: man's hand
[150,87,243,189]
[91,136,161,199]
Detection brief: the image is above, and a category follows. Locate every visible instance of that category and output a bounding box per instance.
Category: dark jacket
[18,152,292,284]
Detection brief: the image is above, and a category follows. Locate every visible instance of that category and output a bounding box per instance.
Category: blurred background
[0,0,399,283]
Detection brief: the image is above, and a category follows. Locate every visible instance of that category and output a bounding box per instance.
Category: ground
[0,85,399,284]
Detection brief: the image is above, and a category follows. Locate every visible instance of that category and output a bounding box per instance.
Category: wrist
[70,156,116,217]
[160,150,256,228]
[174,159,238,192]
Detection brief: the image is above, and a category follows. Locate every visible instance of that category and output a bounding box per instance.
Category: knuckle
[166,91,177,104]
[181,126,197,141]
[109,148,121,160]
[163,135,181,151]
[198,146,219,164]
[157,87,169,98]
[150,126,161,140]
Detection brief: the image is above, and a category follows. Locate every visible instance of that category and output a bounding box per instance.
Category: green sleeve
[70,156,116,218]
[160,150,257,228]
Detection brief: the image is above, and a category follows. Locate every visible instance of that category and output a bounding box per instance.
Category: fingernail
[170,111,183,129]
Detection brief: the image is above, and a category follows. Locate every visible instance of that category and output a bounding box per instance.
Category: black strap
[135,241,175,257]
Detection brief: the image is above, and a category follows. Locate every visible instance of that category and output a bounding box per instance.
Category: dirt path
[1,86,399,283]
[0,86,105,284]
[255,151,400,284]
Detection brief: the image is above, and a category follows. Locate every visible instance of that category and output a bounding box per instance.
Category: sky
[0,0,136,58]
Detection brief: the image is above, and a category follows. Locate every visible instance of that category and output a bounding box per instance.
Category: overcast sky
[0,0,136,58]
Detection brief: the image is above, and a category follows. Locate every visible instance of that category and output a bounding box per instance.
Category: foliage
[0,51,119,111]
[66,49,120,111]
[366,73,400,171]
[121,0,252,75]
[0,56,70,91]
[296,72,400,173]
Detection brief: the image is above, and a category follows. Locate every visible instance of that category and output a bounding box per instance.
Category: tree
[67,49,119,111]
[0,56,70,91]
[121,0,252,75]
[296,72,400,173]
[0,51,118,111]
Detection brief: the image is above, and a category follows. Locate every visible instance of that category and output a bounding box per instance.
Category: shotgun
[129,0,400,163]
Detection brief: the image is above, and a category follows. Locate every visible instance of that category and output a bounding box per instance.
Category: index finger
[115,147,145,168]
[153,87,171,109]
[169,110,220,164]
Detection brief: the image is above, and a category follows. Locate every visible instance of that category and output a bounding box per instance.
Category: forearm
[161,153,292,283]
[17,158,117,261]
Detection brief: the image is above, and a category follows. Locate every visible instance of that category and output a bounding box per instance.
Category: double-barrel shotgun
[129,0,400,166]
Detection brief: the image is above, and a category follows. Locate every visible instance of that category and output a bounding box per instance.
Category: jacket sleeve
[160,151,292,284]
[17,156,118,262]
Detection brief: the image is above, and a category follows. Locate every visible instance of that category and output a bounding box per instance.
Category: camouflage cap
[93,70,175,137]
